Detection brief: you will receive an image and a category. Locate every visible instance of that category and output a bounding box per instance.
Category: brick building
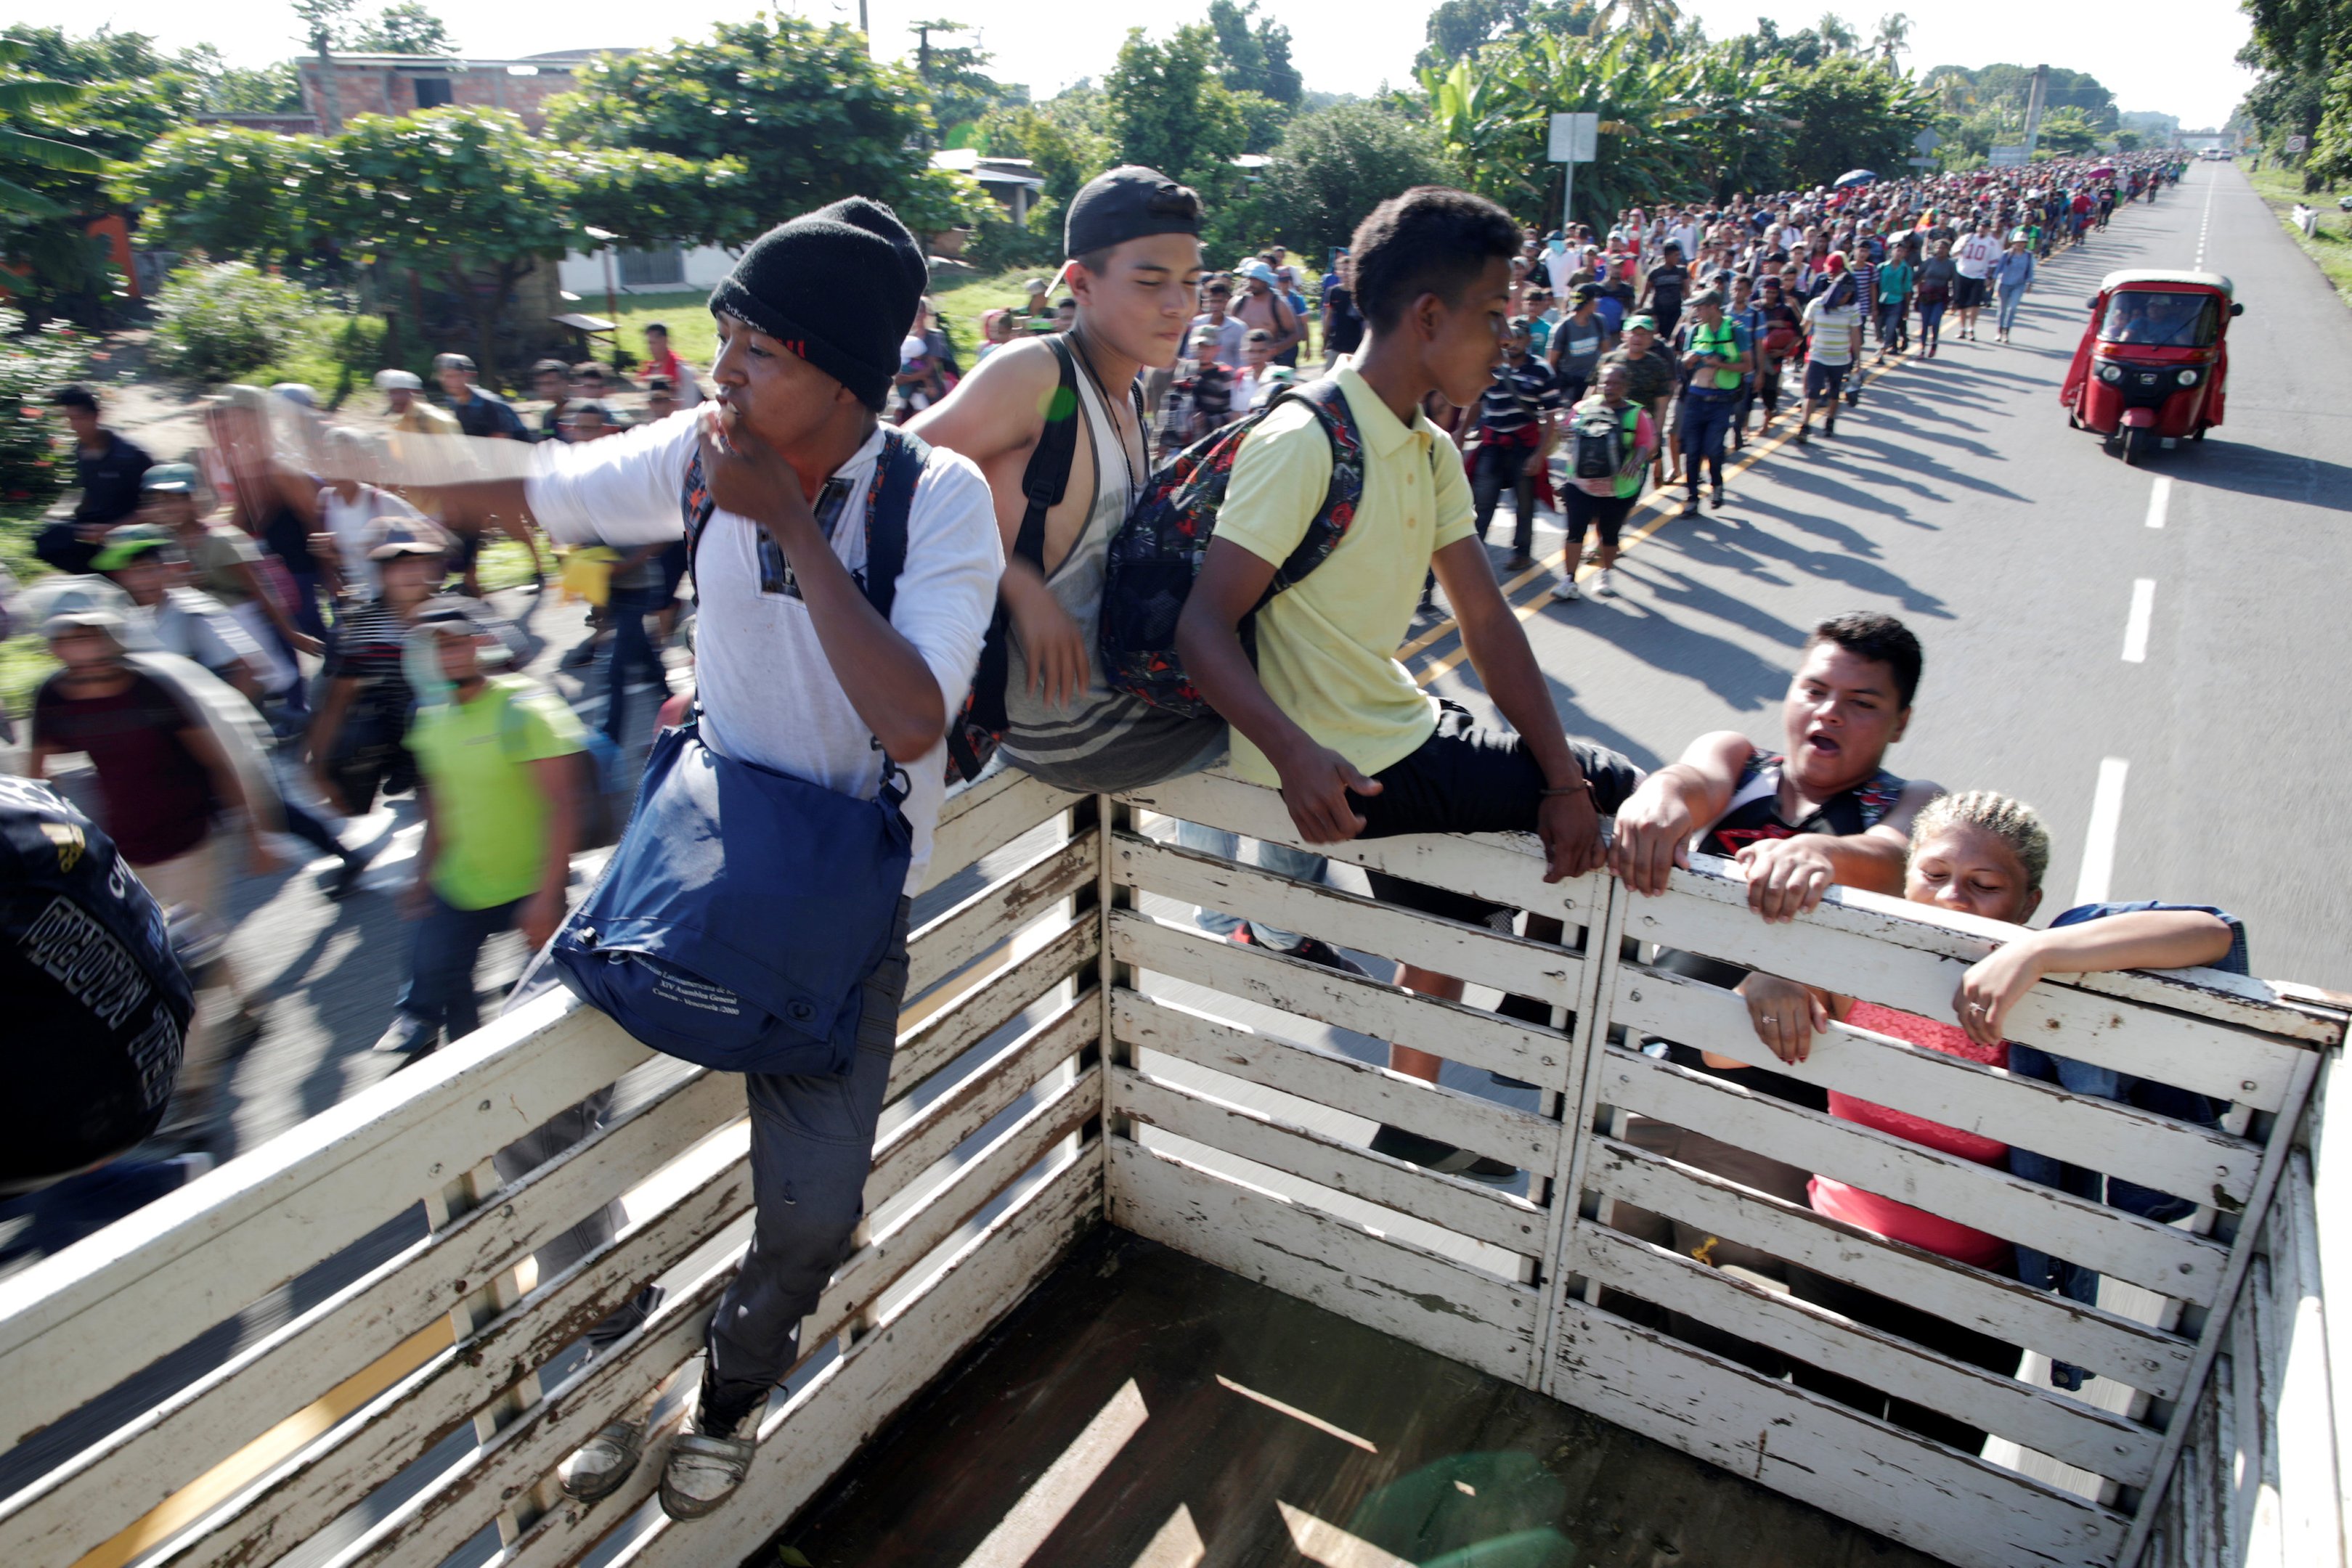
[296,50,618,134]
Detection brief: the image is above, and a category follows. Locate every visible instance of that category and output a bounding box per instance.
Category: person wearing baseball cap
[1598,313,1677,487]
[375,368,458,436]
[133,460,309,703]
[1233,253,1303,361]
[910,166,1230,794]
[396,195,1004,1521]
[372,594,583,1073]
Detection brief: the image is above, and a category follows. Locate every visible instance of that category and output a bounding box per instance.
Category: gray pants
[1173,819,1322,952]
[700,898,912,1426]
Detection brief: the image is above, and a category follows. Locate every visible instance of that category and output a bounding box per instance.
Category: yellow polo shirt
[1212,363,1475,787]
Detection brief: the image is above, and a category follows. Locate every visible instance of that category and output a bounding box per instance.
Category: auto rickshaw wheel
[2192,423,2207,442]
[2123,426,2154,466]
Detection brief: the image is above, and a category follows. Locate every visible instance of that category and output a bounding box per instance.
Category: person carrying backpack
[389,197,1003,1522]
[372,603,585,1060]
[1552,362,1656,602]
[1172,187,1643,1183]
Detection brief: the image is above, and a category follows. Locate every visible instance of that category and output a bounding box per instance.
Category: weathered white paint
[1112,911,1572,1087]
[907,834,1100,996]
[1547,1298,2129,1568]
[1114,833,1587,1012]
[1120,769,1607,928]
[1587,1137,2198,1399]
[1112,1066,1548,1256]
[1601,1044,2229,1302]
[1613,964,2264,1211]
[1109,1139,1540,1386]
[1567,1224,2163,1483]
[1112,988,1560,1173]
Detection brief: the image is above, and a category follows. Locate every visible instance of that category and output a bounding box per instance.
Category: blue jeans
[396,892,524,1039]
[601,585,662,740]
[1173,820,1320,952]
[1680,393,1738,493]
[1997,286,2028,335]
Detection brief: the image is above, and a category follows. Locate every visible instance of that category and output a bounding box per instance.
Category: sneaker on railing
[659,1405,757,1521]
[558,1420,646,1503]
[1370,1123,1518,1184]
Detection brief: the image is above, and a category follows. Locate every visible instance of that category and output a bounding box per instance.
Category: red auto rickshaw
[2062,269,2242,465]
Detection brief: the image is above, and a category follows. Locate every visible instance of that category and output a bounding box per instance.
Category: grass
[2,509,55,718]
[2244,163,2352,309]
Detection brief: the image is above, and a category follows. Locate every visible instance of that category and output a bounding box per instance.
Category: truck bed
[773,1228,1949,1568]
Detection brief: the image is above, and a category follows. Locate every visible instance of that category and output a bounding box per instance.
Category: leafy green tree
[544,17,947,242]
[121,123,325,265]
[978,93,1116,203]
[1250,102,1455,258]
[1775,54,1936,185]
[0,46,103,217]
[2035,105,2099,157]
[304,109,578,377]
[1414,0,1594,76]
[1208,1,1302,106]
[909,19,1025,147]
[1104,25,1248,195]
[1424,30,1773,227]
[349,3,457,56]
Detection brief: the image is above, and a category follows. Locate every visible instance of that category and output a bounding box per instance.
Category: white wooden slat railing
[0,767,1102,1568]
[1,764,2344,1568]
[1102,771,2345,1568]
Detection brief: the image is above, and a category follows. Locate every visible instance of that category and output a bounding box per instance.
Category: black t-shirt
[73,430,153,526]
[449,388,525,440]
[1653,752,1908,1113]
[1645,263,1690,309]
[1324,283,1364,355]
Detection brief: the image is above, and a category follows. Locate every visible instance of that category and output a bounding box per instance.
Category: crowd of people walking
[8,143,2205,1514]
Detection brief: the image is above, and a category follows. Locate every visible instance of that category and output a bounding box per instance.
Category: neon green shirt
[407,676,585,910]
[1211,363,1475,787]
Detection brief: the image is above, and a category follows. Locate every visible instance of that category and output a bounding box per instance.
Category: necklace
[1067,324,1143,501]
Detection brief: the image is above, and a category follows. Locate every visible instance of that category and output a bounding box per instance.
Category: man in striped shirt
[1470,319,1566,571]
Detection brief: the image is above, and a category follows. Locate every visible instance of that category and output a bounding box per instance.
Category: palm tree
[0,42,107,217]
[1593,0,1684,36]
[1871,12,1912,74]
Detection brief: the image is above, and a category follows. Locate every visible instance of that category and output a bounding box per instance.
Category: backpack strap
[1015,336,1083,572]
[1258,377,1368,599]
[859,426,927,623]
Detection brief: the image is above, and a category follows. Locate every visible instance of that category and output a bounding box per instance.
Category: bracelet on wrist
[1539,779,1595,801]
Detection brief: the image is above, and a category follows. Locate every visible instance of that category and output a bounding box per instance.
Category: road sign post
[1548,111,1598,230]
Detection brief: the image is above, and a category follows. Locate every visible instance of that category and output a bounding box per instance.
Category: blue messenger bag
[547,430,924,1077]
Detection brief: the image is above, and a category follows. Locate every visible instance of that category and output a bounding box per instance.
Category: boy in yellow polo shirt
[1176,185,1643,1177]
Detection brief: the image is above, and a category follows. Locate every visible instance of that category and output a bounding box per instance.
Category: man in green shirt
[375,602,582,1058]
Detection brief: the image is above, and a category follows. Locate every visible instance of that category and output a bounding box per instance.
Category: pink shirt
[1808,1001,2011,1268]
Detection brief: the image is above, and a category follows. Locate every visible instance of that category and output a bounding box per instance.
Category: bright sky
[31,0,2255,131]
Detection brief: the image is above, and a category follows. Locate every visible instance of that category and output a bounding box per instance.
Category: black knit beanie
[707,197,927,411]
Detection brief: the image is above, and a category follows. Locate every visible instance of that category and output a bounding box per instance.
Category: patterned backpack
[1099,377,1366,718]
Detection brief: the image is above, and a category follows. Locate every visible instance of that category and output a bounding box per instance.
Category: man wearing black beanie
[402,196,1004,1521]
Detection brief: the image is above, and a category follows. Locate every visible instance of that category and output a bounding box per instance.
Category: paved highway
[1415,161,2351,995]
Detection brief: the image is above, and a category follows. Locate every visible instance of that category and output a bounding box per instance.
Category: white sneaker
[659,1408,756,1520]
[1551,573,1582,602]
[1593,568,1617,597]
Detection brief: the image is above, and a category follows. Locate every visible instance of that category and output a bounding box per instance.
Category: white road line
[2144,474,2171,528]
[2196,171,2216,268]
[2121,578,2157,662]
[2075,758,2131,907]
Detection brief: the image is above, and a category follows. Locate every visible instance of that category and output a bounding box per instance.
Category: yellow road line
[1407,351,1913,686]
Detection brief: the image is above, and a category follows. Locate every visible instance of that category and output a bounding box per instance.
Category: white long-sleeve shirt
[526,412,1004,891]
